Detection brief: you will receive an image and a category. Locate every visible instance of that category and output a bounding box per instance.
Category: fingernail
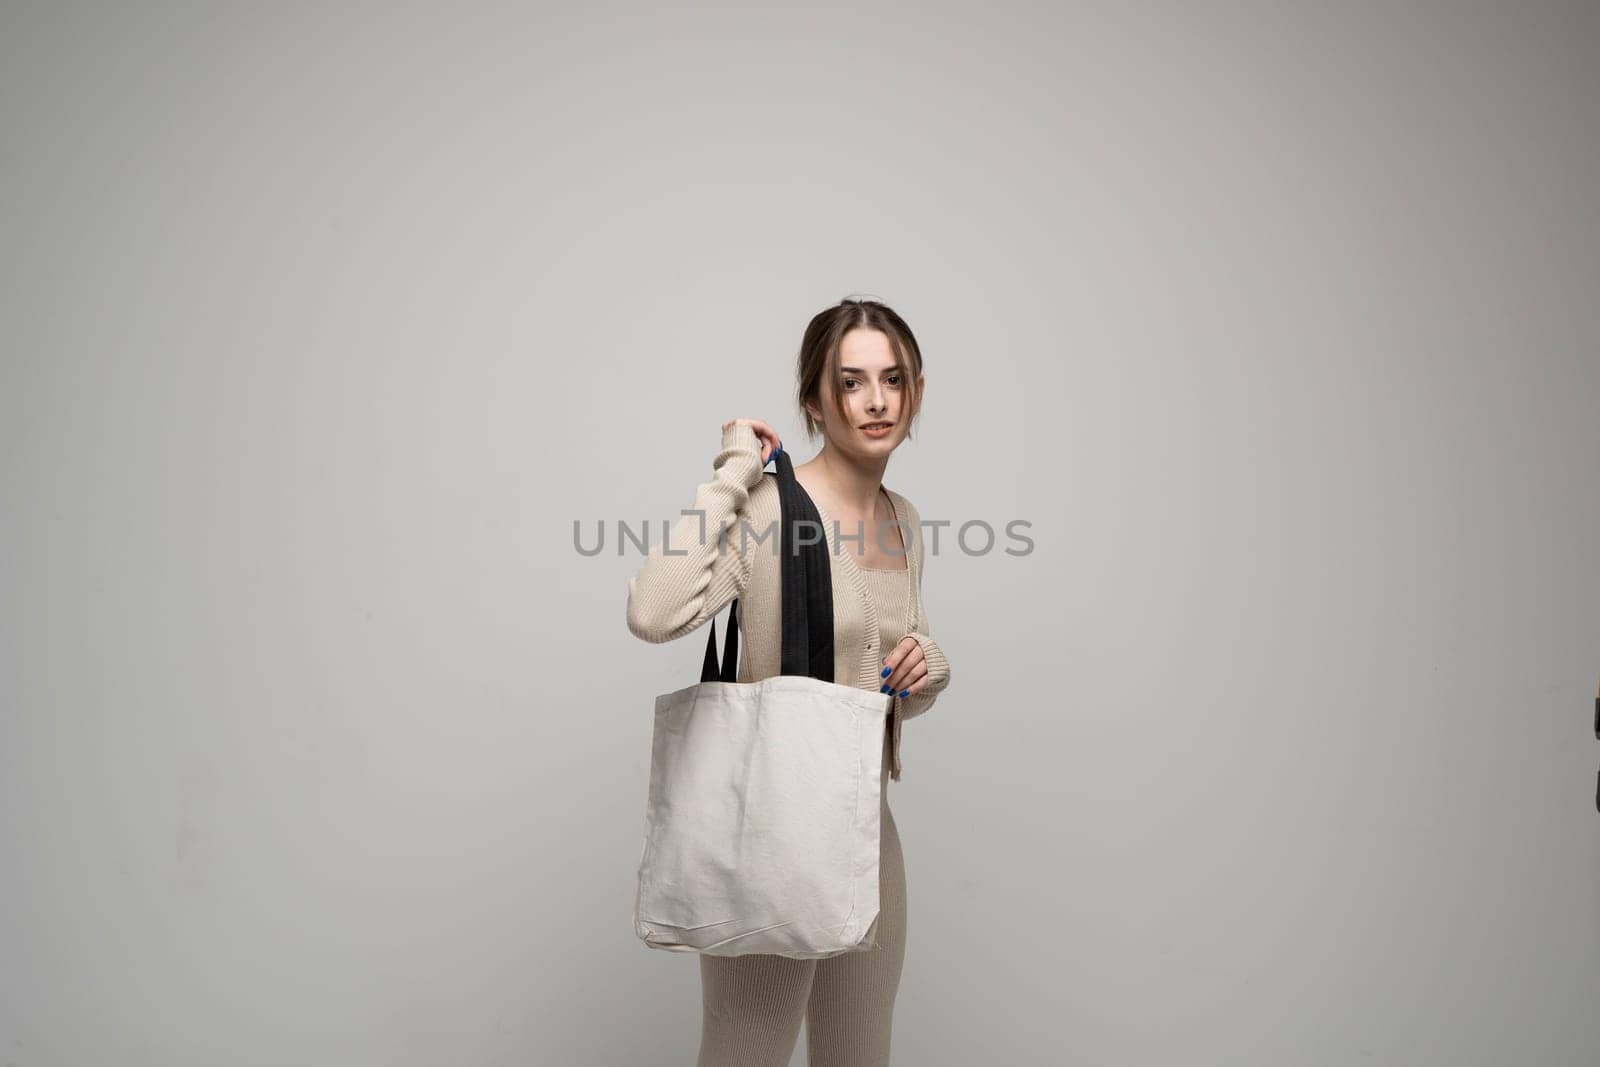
[899,689,910,698]
[880,685,891,693]
[881,666,891,677]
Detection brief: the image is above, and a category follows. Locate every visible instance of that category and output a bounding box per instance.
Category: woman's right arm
[625,422,770,644]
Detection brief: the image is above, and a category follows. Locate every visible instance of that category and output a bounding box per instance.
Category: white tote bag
[633,450,891,959]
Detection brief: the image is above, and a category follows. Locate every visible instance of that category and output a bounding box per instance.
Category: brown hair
[795,296,925,441]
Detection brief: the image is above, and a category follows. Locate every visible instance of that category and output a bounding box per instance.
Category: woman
[626,297,952,1066]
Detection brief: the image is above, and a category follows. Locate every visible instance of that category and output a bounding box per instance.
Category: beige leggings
[695,800,907,1066]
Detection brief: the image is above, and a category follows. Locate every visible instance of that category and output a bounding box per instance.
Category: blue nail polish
[899,689,910,698]
[880,685,891,694]
[881,667,891,677]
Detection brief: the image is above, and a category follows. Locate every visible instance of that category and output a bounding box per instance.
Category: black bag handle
[700,448,835,684]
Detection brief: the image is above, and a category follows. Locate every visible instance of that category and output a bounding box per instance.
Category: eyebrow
[840,366,901,374]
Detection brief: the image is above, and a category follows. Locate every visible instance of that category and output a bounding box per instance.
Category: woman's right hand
[722,418,784,465]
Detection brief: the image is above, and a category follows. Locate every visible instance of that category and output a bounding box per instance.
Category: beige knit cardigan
[625,422,951,780]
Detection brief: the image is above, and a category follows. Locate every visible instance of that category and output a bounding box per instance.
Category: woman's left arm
[887,497,950,722]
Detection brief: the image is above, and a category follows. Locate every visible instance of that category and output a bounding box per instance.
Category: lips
[860,422,894,430]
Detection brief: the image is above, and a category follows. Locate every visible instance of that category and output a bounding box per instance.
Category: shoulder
[883,487,922,530]
[883,487,929,568]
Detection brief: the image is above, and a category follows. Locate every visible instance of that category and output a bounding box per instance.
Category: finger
[729,420,779,463]
[888,660,927,698]
[757,423,780,459]
[888,639,925,693]
[880,635,916,676]
[897,670,929,697]
[881,637,923,693]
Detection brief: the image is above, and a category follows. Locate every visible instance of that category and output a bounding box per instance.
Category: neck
[800,439,888,515]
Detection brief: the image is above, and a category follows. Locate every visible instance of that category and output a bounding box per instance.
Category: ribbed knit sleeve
[897,497,950,721]
[625,422,768,644]
[898,630,949,721]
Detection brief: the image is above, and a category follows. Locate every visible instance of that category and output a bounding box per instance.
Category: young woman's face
[812,328,920,458]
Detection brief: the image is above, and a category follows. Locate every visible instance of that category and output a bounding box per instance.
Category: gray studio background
[3,3,1598,1065]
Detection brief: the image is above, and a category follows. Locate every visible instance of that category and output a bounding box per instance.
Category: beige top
[859,564,913,668]
[625,422,951,781]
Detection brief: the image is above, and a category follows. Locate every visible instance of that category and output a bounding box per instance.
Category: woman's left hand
[879,636,928,698]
